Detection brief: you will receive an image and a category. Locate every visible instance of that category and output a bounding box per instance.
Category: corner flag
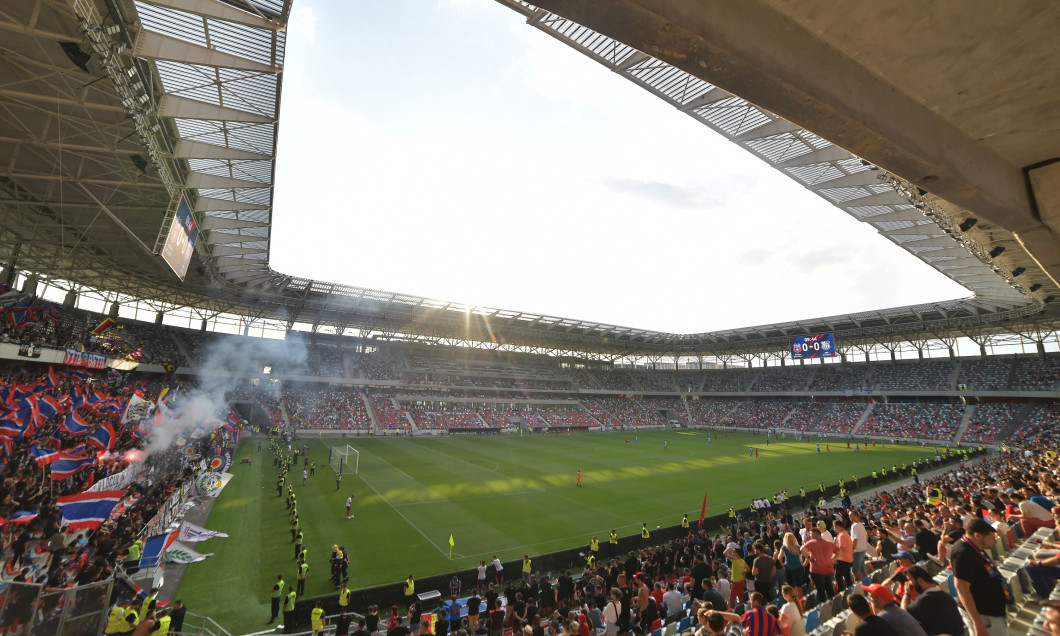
[448,534,455,558]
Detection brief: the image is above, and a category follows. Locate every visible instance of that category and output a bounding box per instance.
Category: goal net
[328,445,359,475]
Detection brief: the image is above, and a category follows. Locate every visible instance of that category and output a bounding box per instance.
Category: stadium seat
[676,616,691,632]
[662,623,676,636]
[818,601,832,623]
[803,608,819,633]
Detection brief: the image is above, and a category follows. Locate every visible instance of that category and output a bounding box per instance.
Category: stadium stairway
[361,393,380,432]
[947,363,962,390]
[847,402,874,436]
[169,331,192,365]
[953,404,976,442]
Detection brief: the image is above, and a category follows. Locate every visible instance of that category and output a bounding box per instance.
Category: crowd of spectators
[957,357,1014,391]
[355,354,402,381]
[872,360,955,392]
[807,365,870,392]
[749,368,808,392]
[283,386,372,429]
[1008,403,1060,450]
[369,394,407,430]
[0,364,219,602]
[814,402,866,434]
[858,403,963,440]
[406,406,483,430]
[686,399,740,427]
[1012,356,1060,391]
[589,370,641,392]
[580,399,623,428]
[782,401,828,431]
[702,370,754,392]
[960,402,1025,444]
[725,399,796,429]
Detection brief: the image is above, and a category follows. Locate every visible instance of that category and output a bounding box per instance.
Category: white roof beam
[194,196,268,212]
[201,216,269,230]
[776,145,851,168]
[210,245,266,257]
[205,233,265,245]
[173,139,272,160]
[187,171,270,189]
[135,30,281,73]
[158,95,274,123]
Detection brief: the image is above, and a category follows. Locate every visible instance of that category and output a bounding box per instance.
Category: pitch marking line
[355,472,452,560]
[394,490,539,507]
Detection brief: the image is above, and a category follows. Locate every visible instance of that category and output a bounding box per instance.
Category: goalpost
[328,445,359,475]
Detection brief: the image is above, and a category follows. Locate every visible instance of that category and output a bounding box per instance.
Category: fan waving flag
[46,303,64,324]
[49,453,98,480]
[697,492,708,528]
[87,422,116,451]
[61,408,93,435]
[29,444,59,466]
[57,490,125,529]
[91,317,116,337]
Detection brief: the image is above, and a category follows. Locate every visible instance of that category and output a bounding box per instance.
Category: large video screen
[790,333,836,359]
[160,196,198,281]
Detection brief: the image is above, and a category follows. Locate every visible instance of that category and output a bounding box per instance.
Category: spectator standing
[952,518,1008,636]
[801,527,838,600]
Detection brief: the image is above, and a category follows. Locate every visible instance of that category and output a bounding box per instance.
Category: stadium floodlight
[328,445,359,476]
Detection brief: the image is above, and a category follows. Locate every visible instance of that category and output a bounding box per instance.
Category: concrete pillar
[108,302,119,318]
[980,344,988,357]
[155,312,164,326]
[200,318,208,331]
[22,274,39,296]
[63,289,77,308]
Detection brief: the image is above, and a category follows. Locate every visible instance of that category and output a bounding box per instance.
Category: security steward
[311,601,327,635]
[283,587,297,633]
[267,574,286,624]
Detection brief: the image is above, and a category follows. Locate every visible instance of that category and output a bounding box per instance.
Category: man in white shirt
[817,520,833,543]
[849,511,870,579]
[661,582,684,618]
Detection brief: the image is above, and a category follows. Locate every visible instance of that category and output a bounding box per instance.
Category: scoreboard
[790,333,836,359]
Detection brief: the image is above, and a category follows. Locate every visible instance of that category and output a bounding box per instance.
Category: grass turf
[176,430,942,632]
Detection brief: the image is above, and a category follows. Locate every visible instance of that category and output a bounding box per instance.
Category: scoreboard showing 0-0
[790,333,836,359]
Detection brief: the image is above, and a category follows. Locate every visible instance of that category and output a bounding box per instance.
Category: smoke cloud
[142,333,308,455]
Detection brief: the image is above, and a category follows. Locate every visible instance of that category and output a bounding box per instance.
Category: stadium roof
[0,0,1057,358]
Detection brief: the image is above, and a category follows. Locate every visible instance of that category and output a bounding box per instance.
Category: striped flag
[29,444,59,466]
[91,317,116,336]
[46,303,64,324]
[49,453,98,480]
[61,408,93,435]
[56,490,125,529]
[87,422,116,451]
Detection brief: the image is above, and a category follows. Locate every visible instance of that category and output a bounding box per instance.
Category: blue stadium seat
[676,616,691,632]
[804,608,819,633]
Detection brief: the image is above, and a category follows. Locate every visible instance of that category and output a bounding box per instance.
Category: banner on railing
[64,348,107,369]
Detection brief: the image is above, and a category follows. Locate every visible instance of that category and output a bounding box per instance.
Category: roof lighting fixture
[989,246,1005,258]
[959,218,978,232]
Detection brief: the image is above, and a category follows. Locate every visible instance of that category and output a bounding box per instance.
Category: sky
[269,0,971,335]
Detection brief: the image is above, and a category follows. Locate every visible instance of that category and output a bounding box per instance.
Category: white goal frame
[328,445,359,475]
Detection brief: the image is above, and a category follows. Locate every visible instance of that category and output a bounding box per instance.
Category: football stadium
[0,1,1058,636]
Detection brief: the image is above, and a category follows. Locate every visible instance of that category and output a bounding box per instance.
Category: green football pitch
[176,430,941,631]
